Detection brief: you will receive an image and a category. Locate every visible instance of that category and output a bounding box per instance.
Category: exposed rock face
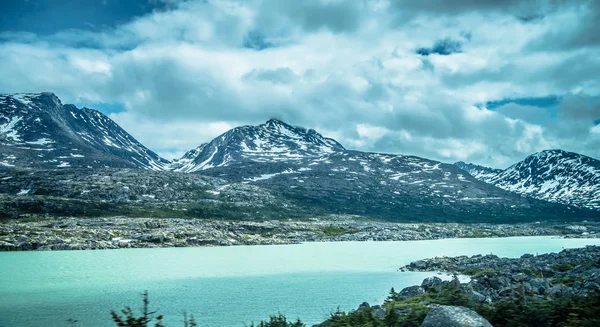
[420,306,492,327]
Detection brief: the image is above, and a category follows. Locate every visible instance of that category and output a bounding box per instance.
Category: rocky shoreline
[400,244,600,301]
[314,245,600,326]
[0,217,599,251]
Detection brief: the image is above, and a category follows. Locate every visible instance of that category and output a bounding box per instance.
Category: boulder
[421,305,493,327]
[421,276,443,292]
[371,305,386,320]
[466,290,488,304]
[398,285,425,299]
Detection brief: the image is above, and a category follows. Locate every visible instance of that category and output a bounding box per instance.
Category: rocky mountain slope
[454,161,501,182]
[0,92,169,170]
[456,150,600,210]
[172,120,599,222]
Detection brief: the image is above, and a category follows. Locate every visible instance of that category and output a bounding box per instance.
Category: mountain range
[1,92,598,222]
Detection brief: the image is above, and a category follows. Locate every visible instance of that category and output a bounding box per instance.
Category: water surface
[1,236,599,326]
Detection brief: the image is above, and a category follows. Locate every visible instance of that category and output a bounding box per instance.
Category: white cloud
[0,0,599,168]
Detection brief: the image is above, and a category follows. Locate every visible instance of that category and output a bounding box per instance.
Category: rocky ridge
[1,218,598,251]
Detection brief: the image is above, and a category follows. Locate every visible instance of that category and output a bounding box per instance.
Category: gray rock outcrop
[420,305,493,327]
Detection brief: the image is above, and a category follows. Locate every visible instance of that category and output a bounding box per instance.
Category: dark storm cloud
[527,1,600,51]
[558,95,600,121]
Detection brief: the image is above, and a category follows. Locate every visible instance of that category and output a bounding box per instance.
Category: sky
[1,0,599,168]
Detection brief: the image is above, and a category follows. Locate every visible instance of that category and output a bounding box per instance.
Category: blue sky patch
[0,0,172,35]
[485,95,561,110]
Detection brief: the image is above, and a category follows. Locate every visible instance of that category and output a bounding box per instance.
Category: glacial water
[1,236,600,327]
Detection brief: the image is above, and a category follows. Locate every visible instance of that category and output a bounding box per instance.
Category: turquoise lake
[1,236,600,327]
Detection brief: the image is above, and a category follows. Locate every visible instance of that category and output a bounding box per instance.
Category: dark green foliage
[248,314,304,327]
[324,308,385,327]
[383,306,400,327]
[110,291,165,327]
[551,277,583,287]
[384,288,398,303]
[552,263,574,272]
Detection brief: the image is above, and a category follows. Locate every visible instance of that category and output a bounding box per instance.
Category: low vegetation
[315,277,600,327]
[99,279,600,327]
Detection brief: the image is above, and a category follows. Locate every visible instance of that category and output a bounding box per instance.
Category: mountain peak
[487,149,600,210]
[0,92,169,170]
[172,120,345,172]
[265,118,285,125]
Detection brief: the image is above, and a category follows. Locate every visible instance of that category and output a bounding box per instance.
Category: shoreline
[1,217,599,251]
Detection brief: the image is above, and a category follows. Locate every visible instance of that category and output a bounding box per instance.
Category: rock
[420,305,493,327]
[398,285,425,299]
[550,284,574,296]
[371,305,386,320]
[466,290,488,304]
[421,276,443,292]
[529,278,550,295]
[358,302,370,310]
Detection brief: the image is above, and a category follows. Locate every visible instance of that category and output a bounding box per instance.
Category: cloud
[0,0,599,169]
[242,67,299,84]
[494,103,551,124]
[243,30,275,50]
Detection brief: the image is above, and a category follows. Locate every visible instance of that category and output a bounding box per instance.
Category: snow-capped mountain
[0,92,169,170]
[485,150,600,210]
[454,161,502,182]
[171,118,345,172]
[175,120,597,222]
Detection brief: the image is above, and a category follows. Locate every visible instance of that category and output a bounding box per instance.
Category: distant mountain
[0,93,169,170]
[171,119,344,172]
[454,161,502,182]
[485,150,600,210]
[174,120,598,222]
